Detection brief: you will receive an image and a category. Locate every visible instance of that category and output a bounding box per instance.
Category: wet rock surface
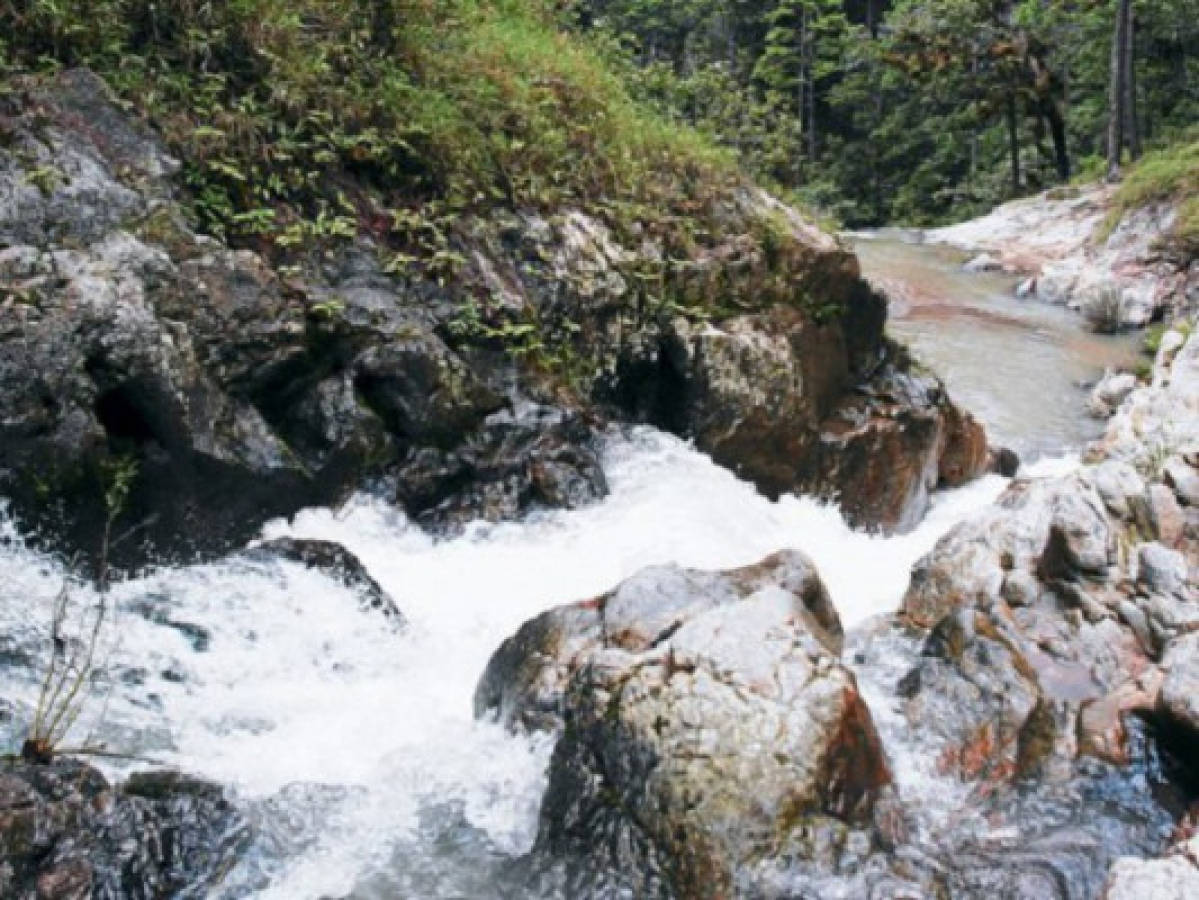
[247,538,405,622]
[477,552,890,899]
[393,403,607,534]
[881,322,1199,895]
[0,758,249,899]
[610,309,987,534]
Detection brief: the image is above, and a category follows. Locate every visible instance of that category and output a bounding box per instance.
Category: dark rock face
[801,345,988,532]
[394,403,607,534]
[611,316,987,533]
[0,759,249,899]
[247,538,405,622]
[0,69,987,568]
[0,71,602,567]
[476,551,890,898]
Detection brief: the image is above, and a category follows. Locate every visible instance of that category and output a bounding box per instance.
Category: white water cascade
[0,424,1035,897]
[0,235,1129,897]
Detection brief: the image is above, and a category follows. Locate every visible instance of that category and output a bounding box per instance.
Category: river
[0,236,1151,897]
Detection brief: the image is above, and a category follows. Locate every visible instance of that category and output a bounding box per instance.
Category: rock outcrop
[0,70,983,565]
[0,71,604,566]
[928,184,1198,327]
[0,69,985,568]
[896,320,1199,793]
[476,551,892,898]
[0,759,249,899]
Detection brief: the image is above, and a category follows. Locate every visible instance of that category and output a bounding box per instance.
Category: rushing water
[852,231,1140,461]
[0,239,1154,896]
[0,429,1016,897]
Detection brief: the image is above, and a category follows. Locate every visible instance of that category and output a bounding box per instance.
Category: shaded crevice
[608,335,690,436]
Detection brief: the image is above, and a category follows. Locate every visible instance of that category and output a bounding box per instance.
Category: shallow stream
[853,231,1139,460]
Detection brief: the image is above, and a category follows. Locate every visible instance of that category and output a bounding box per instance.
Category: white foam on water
[0,429,1074,897]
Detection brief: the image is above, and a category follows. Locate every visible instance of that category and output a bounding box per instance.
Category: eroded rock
[477,552,889,898]
[0,759,248,899]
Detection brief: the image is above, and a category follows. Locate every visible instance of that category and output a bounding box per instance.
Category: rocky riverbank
[474,320,1199,895]
[927,183,1197,329]
[5,69,1194,900]
[0,69,985,572]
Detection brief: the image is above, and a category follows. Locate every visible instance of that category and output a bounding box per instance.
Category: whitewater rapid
[0,427,1071,896]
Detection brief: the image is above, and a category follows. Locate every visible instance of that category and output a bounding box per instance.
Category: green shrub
[1,0,739,261]
[1101,133,1199,257]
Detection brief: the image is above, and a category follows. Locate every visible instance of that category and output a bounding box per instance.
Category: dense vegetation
[573,0,1199,225]
[0,0,743,269]
[1,0,1194,238]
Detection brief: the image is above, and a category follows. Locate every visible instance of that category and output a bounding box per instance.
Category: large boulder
[610,306,986,534]
[0,71,604,567]
[476,552,891,898]
[0,759,249,899]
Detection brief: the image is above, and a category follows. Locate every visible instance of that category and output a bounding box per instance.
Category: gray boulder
[1160,632,1199,739]
[477,552,890,899]
[1104,837,1199,900]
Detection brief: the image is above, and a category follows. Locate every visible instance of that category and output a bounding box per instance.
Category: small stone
[1137,543,1190,599]
[1092,461,1145,520]
[1001,570,1039,607]
[1164,457,1199,507]
[989,445,1020,477]
[1162,633,1199,738]
[1158,328,1187,360]
[1148,484,1186,546]
[963,252,1001,273]
[1087,370,1138,418]
[1116,600,1156,655]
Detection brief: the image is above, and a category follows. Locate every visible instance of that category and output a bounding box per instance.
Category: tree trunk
[1041,98,1070,180]
[804,6,817,160]
[1122,4,1141,160]
[1107,0,1129,177]
[1007,93,1020,194]
[726,0,737,72]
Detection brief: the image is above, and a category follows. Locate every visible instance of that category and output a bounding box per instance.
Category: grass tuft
[1101,134,1199,257]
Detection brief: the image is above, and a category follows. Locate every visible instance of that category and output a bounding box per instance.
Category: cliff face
[0,70,985,567]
